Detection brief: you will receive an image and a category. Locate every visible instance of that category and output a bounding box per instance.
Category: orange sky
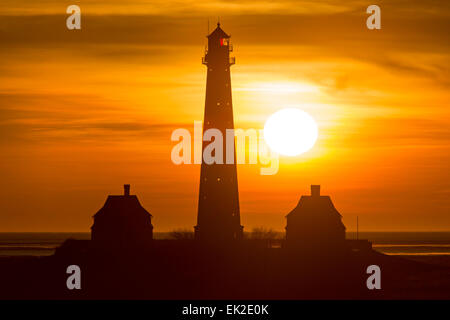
[0,0,449,232]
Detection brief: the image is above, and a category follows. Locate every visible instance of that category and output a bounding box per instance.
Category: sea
[1,232,450,257]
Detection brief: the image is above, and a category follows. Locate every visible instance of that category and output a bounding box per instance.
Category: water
[348,232,450,256]
[0,233,90,257]
[1,232,450,257]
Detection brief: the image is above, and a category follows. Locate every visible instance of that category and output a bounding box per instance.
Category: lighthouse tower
[195,23,243,241]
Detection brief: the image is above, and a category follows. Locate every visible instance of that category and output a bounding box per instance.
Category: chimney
[311,185,320,197]
[124,184,130,196]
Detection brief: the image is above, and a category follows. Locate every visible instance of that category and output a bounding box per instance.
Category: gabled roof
[286,195,342,219]
[208,23,230,39]
[93,194,152,219]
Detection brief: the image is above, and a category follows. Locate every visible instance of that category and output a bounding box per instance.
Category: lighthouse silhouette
[195,23,243,241]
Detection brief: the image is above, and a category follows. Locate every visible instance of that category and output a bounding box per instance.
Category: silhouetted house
[286,185,346,248]
[91,184,153,247]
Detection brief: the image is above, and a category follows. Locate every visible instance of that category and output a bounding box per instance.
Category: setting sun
[263,108,319,156]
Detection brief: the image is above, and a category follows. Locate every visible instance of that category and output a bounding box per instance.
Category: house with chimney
[91,184,153,247]
[285,185,346,249]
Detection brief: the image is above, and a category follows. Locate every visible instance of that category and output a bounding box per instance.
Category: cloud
[1,4,448,91]
[1,0,449,17]
[328,117,450,149]
[0,92,189,144]
[0,117,186,144]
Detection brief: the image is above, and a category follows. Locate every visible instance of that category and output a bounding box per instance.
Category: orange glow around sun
[0,0,449,232]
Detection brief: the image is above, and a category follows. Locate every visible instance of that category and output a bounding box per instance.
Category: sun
[263,108,318,156]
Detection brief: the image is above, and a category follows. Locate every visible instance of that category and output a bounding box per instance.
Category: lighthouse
[195,23,243,241]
